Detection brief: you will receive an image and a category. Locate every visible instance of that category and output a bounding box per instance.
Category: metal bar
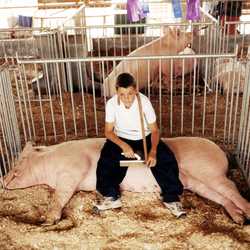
[66,62,77,136]
[13,70,27,142]
[78,61,88,136]
[18,53,237,64]
[159,59,162,133]
[191,59,197,135]
[181,59,185,135]
[170,59,173,135]
[90,61,98,136]
[56,62,67,139]
[202,59,208,135]
[44,63,57,141]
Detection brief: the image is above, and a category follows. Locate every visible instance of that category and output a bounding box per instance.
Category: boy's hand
[146,150,157,167]
[121,143,135,158]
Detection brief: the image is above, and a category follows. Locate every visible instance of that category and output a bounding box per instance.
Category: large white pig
[2,137,250,225]
[103,28,196,97]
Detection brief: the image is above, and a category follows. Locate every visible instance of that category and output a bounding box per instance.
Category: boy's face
[117,86,137,108]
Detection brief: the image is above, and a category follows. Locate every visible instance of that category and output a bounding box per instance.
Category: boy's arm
[105,122,135,158]
[148,122,160,153]
[147,122,160,167]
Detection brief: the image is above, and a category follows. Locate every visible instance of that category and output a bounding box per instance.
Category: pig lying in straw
[103,28,196,97]
[2,137,250,225]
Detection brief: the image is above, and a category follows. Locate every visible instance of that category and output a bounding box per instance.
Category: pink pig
[103,28,196,97]
[2,137,250,225]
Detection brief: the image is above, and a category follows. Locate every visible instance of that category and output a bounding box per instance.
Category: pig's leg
[183,173,245,224]
[208,177,250,219]
[45,173,81,225]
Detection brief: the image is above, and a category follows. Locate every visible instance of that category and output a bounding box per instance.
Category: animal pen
[0,0,250,249]
[0,1,250,187]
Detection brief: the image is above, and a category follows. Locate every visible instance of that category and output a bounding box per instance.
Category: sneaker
[94,196,122,211]
[164,201,186,218]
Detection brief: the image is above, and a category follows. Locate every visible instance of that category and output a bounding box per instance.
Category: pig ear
[162,26,170,35]
[176,28,181,38]
[21,141,34,156]
[170,27,181,39]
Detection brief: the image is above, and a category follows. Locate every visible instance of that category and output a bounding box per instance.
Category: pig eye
[35,148,41,152]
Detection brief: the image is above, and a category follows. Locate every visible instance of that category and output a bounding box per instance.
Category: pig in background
[29,61,103,97]
[1,137,250,226]
[213,58,246,94]
[102,27,196,97]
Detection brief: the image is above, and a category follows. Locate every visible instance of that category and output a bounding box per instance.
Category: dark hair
[116,73,136,89]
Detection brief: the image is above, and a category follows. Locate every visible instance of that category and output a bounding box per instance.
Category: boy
[94,73,186,218]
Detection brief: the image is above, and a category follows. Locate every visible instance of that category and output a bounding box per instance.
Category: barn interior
[0,0,250,249]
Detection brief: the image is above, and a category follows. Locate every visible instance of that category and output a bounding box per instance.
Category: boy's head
[116,73,137,108]
[116,73,136,90]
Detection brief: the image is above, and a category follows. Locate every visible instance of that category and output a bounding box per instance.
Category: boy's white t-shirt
[105,93,156,140]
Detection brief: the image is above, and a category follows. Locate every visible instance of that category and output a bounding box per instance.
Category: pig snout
[3,169,25,189]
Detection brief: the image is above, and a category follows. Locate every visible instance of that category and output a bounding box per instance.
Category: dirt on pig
[0,167,250,250]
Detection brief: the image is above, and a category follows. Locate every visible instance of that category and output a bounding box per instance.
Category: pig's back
[164,137,228,179]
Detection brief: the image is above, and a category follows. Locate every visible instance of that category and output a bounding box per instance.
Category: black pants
[96,135,183,202]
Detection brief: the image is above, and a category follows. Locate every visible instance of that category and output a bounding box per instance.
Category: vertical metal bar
[232,60,244,145]
[101,60,107,106]
[90,61,98,136]
[0,122,9,176]
[238,62,250,160]
[227,60,236,144]
[147,60,150,99]
[0,72,14,170]
[45,63,57,141]
[18,66,32,140]
[170,59,173,135]
[56,62,67,139]
[242,109,250,165]
[159,59,162,132]
[66,62,77,136]
[13,70,27,142]
[5,70,21,154]
[34,63,47,140]
[78,61,88,136]
[39,33,44,59]
[191,59,197,135]
[181,59,185,135]
[2,70,19,160]
[128,27,131,54]
[21,64,36,140]
[0,138,7,181]
[0,73,11,171]
[202,59,208,135]
[66,30,71,58]
[223,65,231,144]
[213,59,220,137]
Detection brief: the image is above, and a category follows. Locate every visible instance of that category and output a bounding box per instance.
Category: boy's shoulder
[138,92,151,103]
[106,95,118,106]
